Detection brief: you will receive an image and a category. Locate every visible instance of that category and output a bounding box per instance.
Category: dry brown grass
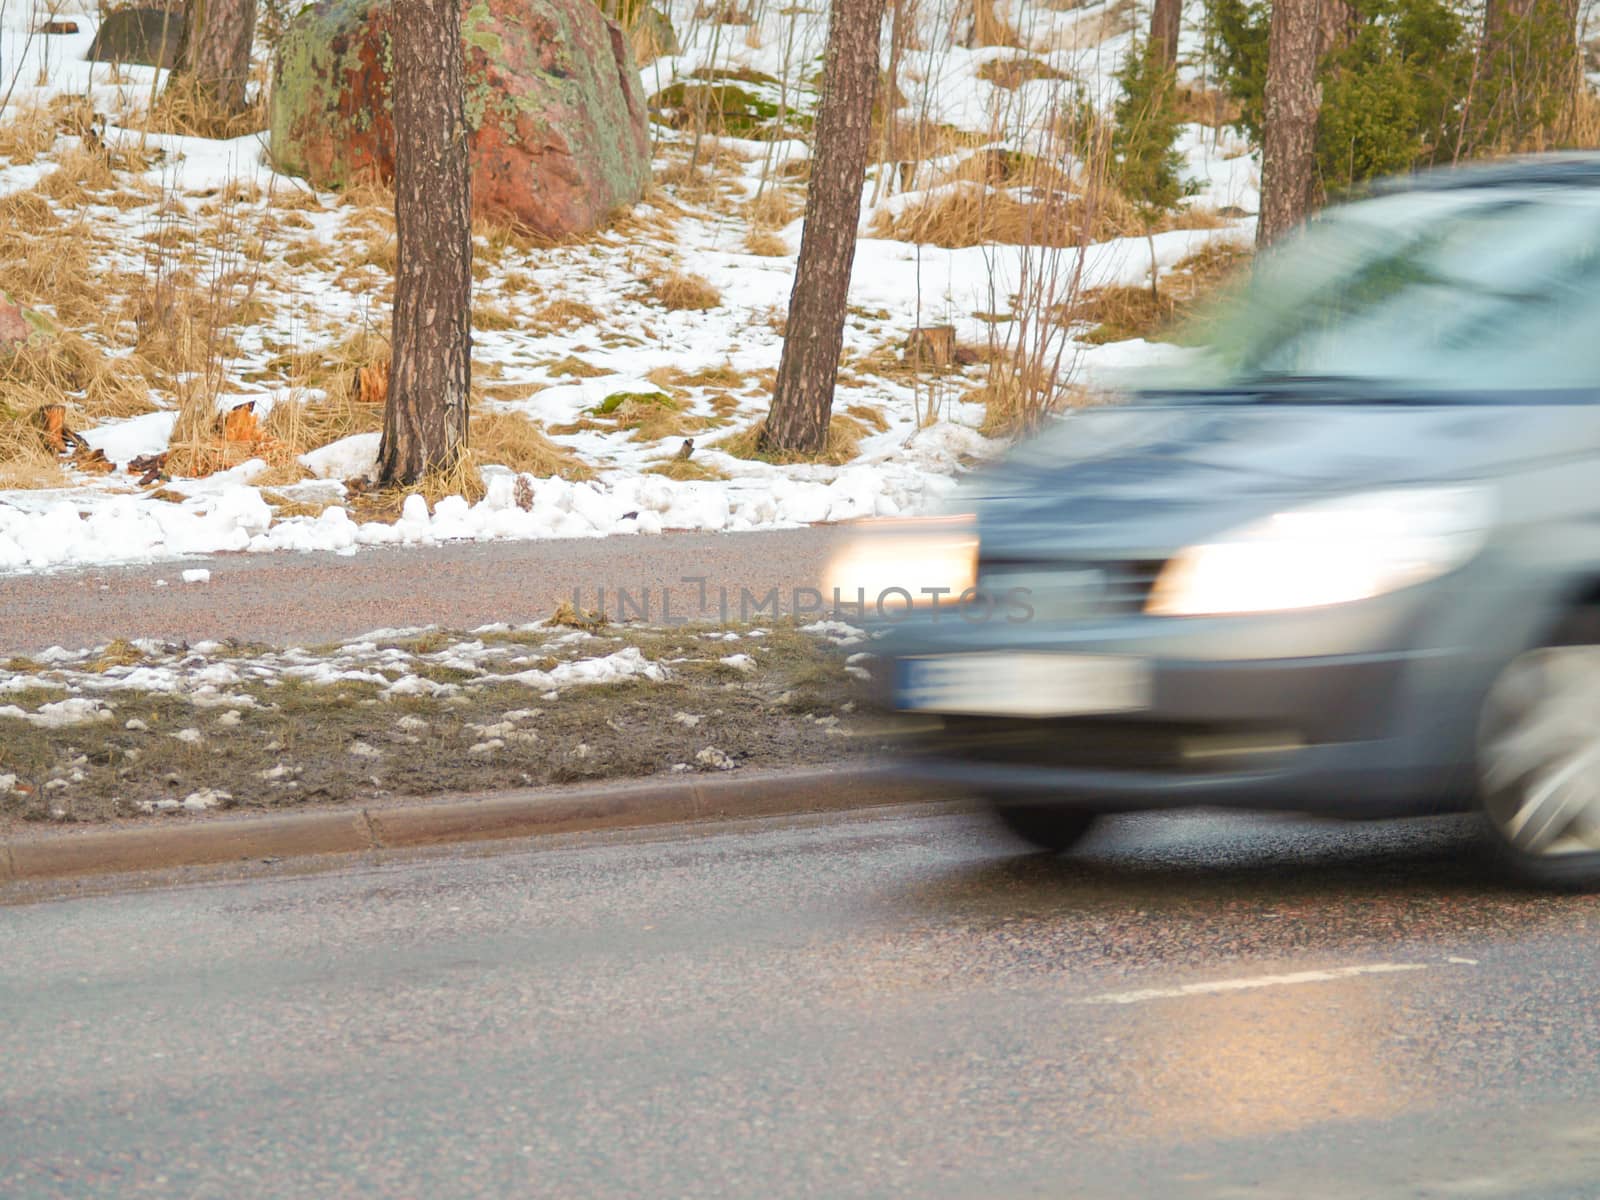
[269,184,327,213]
[648,362,749,390]
[530,298,602,332]
[0,196,157,415]
[470,409,593,479]
[613,0,677,65]
[473,214,554,263]
[36,145,118,206]
[335,172,396,213]
[263,387,383,463]
[259,487,337,519]
[262,329,391,456]
[742,228,789,257]
[944,148,1075,191]
[975,55,1071,90]
[250,460,316,487]
[479,380,546,402]
[161,396,241,479]
[744,189,799,229]
[0,264,153,428]
[646,457,729,481]
[0,335,152,420]
[775,156,812,182]
[715,413,867,466]
[655,160,732,208]
[967,363,1080,437]
[472,301,519,332]
[871,184,1138,248]
[647,269,722,311]
[284,239,335,269]
[569,389,707,444]
[1174,84,1244,129]
[0,102,57,165]
[1560,86,1600,149]
[844,402,890,433]
[418,451,487,506]
[344,449,489,520]
[545,354,608,378]
[346,226,398,276]
[1065,239,1253,344]
[139,75,270,140]
[0,398,70,488]
[879,118,989,173]
[972,0,1021,47]
[0,188,61,235]
[694,1,753,22]
[615,397,706,443]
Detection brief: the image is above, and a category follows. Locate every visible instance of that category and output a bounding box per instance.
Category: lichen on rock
[269,0,652,238]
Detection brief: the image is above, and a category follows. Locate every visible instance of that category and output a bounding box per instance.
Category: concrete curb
[1,763,926,883]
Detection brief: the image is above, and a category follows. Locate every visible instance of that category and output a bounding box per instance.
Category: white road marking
[1078,962,1429,1006]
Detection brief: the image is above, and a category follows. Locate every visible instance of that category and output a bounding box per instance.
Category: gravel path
[1,528,845,653]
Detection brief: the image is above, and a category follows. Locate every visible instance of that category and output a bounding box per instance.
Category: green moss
[593,390,674,414]
[690,66,781,87]
[648,79,812,139]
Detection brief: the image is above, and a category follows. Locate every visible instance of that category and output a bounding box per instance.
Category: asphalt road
[0,527,844,655]
[6,805,1600,1199]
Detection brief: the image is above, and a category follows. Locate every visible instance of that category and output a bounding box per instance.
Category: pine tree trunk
[1317,0,1361,55]
[762,0,886,457]
[171,0,257,114]
[1149,0,1180,70]
[1258,0,1321,247]
[1485,0,1536,43]
[377,0,473,487]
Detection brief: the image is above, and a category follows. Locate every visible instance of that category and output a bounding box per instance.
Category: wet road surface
[5,805,1600,1198]
[1,527,843,655]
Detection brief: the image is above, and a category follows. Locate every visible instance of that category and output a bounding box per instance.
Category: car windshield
[1170,185,1600,397]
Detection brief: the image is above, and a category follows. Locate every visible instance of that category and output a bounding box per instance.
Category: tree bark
[1315,0,1360,58]
[377,0,473,487]
[171,0,257,114]
[762,0,887,457]
[1149,0,1181,71]
[1258,0,1321,247]
[1485,0,1537,43]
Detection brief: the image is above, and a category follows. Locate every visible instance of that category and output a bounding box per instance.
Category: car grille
[976,558,1165,620]
[898,716,1300,774]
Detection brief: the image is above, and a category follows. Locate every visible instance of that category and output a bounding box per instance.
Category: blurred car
[830,154,1600,889]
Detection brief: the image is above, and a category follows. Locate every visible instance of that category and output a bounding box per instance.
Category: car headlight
[821,514,979,610]
[1146,486,1492,616]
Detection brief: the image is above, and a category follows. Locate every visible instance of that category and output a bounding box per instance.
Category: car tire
[989,803,1098,853]
[1477,637,1600,890]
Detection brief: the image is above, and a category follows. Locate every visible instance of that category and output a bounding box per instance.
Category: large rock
[85,7,184,69]
[269,0,652,238]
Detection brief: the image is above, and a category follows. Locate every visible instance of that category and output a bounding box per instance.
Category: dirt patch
[0,622,882,825]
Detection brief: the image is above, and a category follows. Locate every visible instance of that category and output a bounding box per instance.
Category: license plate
[897,653,1150,717]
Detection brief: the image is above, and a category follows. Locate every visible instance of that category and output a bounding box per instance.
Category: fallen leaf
[70,446,115,474]
[223,402,262,443]
[30,404,86,454]
[355,361,389,406]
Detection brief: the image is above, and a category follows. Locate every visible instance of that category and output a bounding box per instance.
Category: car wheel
[1478,643,1600,889]
[989,803,1098,853]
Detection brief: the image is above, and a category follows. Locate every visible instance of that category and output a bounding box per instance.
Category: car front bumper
[871,572,1538,819]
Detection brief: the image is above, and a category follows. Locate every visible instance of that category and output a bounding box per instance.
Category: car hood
[966,400,1598,557]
